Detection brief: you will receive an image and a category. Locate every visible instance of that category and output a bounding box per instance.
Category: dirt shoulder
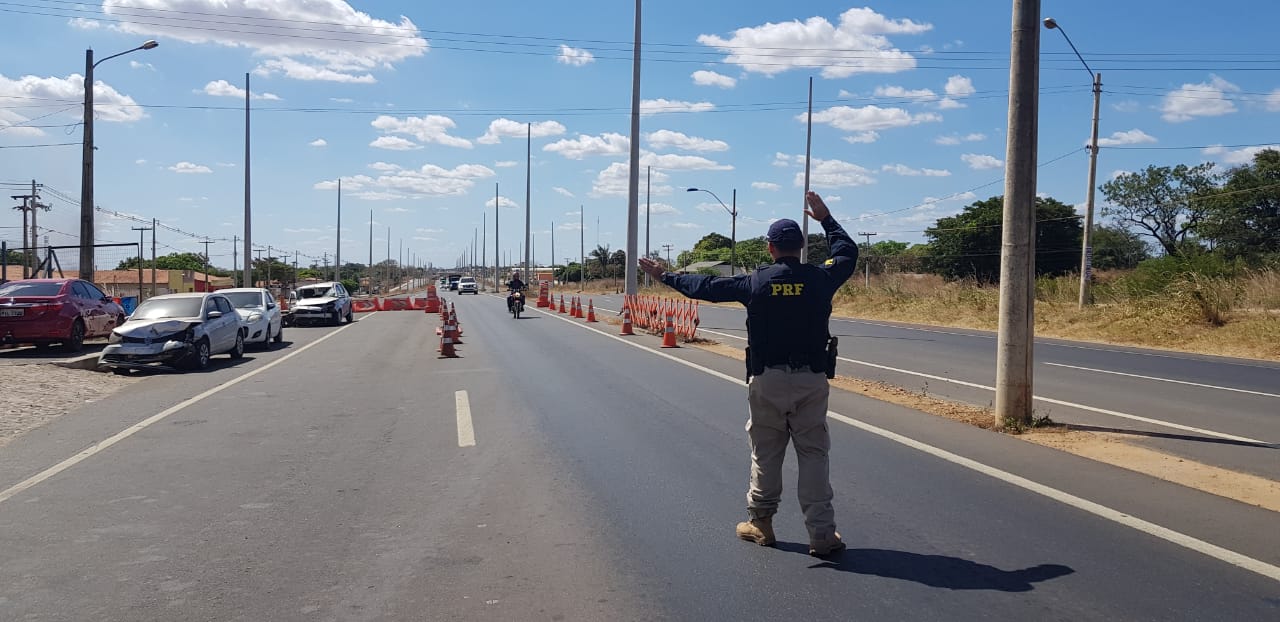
[692,340,1280,514]
[0,364,138,448]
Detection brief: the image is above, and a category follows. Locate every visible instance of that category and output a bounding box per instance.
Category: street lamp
[1044,17,1101,308]
[686,187,737,275]
[79,39,159,285]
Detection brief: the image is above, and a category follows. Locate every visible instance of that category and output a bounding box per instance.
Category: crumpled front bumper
[100,340,194,369]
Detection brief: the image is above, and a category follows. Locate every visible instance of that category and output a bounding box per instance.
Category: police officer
[638,191,857,557]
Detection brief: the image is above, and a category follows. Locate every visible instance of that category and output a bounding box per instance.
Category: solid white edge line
[455,390,476,448]
[694,326,1270,446]
[537,302,1280,583]
[1045,362,1280,399]
[0,313,379,506]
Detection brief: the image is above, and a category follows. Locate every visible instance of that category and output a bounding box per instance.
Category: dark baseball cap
[766,218,805,248]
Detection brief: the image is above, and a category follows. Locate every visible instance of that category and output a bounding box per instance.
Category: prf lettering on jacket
[770,283,805,296]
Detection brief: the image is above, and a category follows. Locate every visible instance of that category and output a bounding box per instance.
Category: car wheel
[61,319,86,353]
[229,331,245,359]
[273,325,284,344]
[185,338,211,370]
[346,308,354,323]
[116,314,126,329]
[329,309,341,326]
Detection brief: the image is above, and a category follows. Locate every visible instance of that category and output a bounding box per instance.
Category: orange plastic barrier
[352,299,379,313]
[380,297,411,311]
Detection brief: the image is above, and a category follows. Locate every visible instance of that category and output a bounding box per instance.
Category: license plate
[0,309,23,317]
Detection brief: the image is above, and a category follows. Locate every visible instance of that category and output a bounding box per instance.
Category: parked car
[0,278,125,351]
[281,289,298,326]
[219,287,283,348]
[292,281,353,326]
[458,276,478,294]
[99,292,245,373]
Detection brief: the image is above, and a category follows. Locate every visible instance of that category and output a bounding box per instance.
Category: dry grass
[834,270,1280,361]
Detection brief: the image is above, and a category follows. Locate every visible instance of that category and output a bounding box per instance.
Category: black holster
[824,337,838,379]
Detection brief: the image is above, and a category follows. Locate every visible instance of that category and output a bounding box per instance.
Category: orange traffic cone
[559,295,567,314]
[620,307,634,335]
[572,297,581,318]
[661,312,679,348]
[586,299,598,322]
[439,333,458,358]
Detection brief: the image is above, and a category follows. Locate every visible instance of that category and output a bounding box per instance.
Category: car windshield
[0,282,65,297]
[223,292,264,309]
[297,287,332,298]
[461,278,475,284]
[130,297,203,320]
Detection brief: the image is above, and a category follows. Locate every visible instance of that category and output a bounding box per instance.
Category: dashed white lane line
[531,302,1280,583]
[0,314,378,506]
[1045,362,1280,399]
[692,326,1271,447]
[455,390,476,448]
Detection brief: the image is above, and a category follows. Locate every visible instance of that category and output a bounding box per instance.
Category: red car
[0,278,126,352]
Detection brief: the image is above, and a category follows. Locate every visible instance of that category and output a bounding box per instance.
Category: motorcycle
[508,290,524,319]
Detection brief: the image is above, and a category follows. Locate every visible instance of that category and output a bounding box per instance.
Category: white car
[219,287,283,348]
[292,281,353,326]
[458,276,478,294]
[100,292,246,373]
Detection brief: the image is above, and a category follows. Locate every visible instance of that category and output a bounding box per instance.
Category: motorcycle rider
[506,271,526,312]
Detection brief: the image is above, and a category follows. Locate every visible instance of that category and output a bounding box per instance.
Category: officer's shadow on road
[776,544,1074,591]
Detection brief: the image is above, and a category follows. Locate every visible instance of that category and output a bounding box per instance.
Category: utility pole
[857,231,877,288]
[550,222,555,277]
[481,212,486,287]
[267,244,273,288]
[995,0,1041,429]
[232,235,238,287]
[335,178,341,284]
[494,183,500,291]
[801,76,814,264]
[368,209,373,291]
[243,72,252,293]
[131,224,151,299]
[198,240,211,294]
[580,206,585,287]
[150,218,157,296]
[662,243,674,268]
[623,0,642,296]
[524,123,531,289]
[645,166,651,287]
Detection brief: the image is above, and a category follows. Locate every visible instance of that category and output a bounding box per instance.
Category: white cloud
[371,115,471,149]
[1112,100,1141,113]
[772,152,791,167]
[169,161,213,174]
[69,17,101,30]
[477,118,567,144]
[135,159,147,165]
[961,153,1003,170]
[106,0,427,84]
[644,202,679,216]
[793,158,876,188]
[752,181,781,191]
[641,152,733,171]
[640,99,715,115]
[645,129,729,152]
[556,44,595,66]
[485,196,520,209]
[553,186,575,198]
[216,162,236,168]
[873,85,937,101]
[416,227,444,234]
[1203,144,1280,166]
[369,136,421,151]
[697,7,931,78]
[1095,129,1157,147]
[557,222,584,231]
[944,75,976,97]
[935,135,960,145]
[313,164,495,199]
[843,131,880,144]
[129,60,154,71]
[367,161,401,172]
[543,133,629,159]
[692,70,736,88]
[1266,89,1280,112]
[936,132,985,145]
[805,105,942,132]
[670,222,702,229]
[199,79,280,100]
[592,162,672,197]
[0,73,144,134]
[331,97,354,104]
[309,138,327,147]
[881,164,951,177]
[495,160,518,168]
[937,97,965,109]
[1161,75,1239,122]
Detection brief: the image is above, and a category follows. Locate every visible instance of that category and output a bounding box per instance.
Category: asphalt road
[590,293,1280,480]
[0,296,1276,620]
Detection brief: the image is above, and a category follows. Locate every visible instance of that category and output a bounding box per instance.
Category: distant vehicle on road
[220,287,283,348]
[458,276,478,294]
[0,278,125,352]
[100,292,245,373]
[447,275,462,291]
[292,282,353,326]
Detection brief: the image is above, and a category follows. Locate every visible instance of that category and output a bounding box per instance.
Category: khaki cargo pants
[746,367,836,542]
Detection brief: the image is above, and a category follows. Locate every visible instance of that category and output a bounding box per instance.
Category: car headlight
[108,331,122,344]
[248,312,263,322]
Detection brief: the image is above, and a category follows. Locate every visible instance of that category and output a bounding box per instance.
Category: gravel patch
[0,364,139,448]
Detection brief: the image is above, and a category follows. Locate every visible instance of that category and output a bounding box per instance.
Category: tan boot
[809,532,845,557]
[735,517,776,546]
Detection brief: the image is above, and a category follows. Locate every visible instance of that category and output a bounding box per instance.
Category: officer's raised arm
[806,191,858,285]
[638,258,751,304]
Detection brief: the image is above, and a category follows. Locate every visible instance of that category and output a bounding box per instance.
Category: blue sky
[2,1,1279,271]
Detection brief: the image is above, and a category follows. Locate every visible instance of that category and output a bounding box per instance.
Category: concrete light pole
[79,39,158,284]
[686,187,737,275]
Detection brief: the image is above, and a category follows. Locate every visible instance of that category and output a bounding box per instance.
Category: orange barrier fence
[352,299,379,313]
[620,295,699,340]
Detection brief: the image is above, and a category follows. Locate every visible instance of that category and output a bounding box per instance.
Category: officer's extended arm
[820,216,859,285]
[660,272,751,304]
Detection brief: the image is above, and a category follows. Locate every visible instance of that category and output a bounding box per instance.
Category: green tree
[1100,163,1219,256]
[805,233,830,266]
[923,195,1082,282]
[1090,224,1151,270]
[692,232,732,254]
[116,251,217,273]
[862,240,909,274]
[734,236,771,270]
[1199,148,1280,264]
